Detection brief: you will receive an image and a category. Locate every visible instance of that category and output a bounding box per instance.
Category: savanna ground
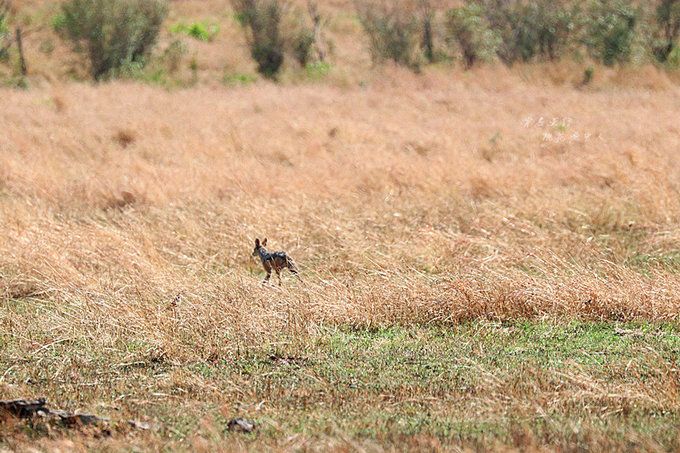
[3,1,680,452]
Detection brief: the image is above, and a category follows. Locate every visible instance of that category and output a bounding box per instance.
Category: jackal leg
[287,259,302,281]
[289,267,302,281]
[261,261,273,284]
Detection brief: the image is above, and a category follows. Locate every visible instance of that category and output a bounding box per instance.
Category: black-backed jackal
[252,238,301,285]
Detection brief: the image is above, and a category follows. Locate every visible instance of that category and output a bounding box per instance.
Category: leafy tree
[232,0,285,78]
[581,0,638,66]
[0,0,10,60]
[482,0,577,64]
[55,0,168,80]
[447,3,499,68]
[652,0,680,62]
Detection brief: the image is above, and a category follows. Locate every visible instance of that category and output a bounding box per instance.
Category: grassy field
[2,319,680,451]
[1,71,680,451]
[2,0,680,451]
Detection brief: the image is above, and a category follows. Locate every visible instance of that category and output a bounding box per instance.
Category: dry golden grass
[2,1,680,450]
[2,67,680,358]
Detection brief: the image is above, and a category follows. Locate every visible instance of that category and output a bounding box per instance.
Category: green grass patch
[223,72,257,86]
[1,320,680,450]
[629,251,680,274]
[170,22,219,42]
[302,61,332,82]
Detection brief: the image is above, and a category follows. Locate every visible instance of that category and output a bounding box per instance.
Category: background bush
[283,7,314,67]
[55,0,168,80]
[419,0,435,63]
[518,2,577,61]
[170,22,219,42]
[481,0,577,64]
[651,0,680,62]
[581,0,639,66]
[446,2,499,68]
[5,0,680,84]
[355,0,420,68]
[0,0,9,60]
[291,28,314,66]
[232,0,285,78]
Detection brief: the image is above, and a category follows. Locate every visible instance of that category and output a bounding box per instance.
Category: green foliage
[223,72,257,86]
[55,0,168,80]
[355,1,420,68]
[231,0,284,79]
[232,0,320,77]
[303,61,331,81]
[482,0,577,64]
[39,37,55,55]
[583,65,594,85]
[170,21,219,42]
[50,12,67,30]
[0,0,10,60]
[278,5,316,68]
[1,74,28,88]
[582,0,638,66]
[446,3,499,68]
[652,0,680,62]
[289,19,314,67]
[0,4,7,34]
[521,2,577,61]
[421,6,435,63]
[666,45,680,68]
[164,39,187,71]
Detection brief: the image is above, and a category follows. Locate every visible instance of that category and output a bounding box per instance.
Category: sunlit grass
[2,20,680,448]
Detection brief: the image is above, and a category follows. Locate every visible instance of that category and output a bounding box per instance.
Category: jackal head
[252,238,267,256]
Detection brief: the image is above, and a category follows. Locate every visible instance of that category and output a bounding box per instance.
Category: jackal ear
[255,238,260,247]
[262,238,268,246]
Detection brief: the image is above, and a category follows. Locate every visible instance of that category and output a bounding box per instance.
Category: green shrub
[666,45,680,68]
[303,60,331,81]
[581,0,639,66]
[232,0,284,78]
[582,65,594,84]
[482,0,577,64]
[170,22,219,42]
[446,3,499,68]
[224,72,257,86]
[162,39,187,72]
[0,0,10,60]
[417,0,448,64]
[55,0,168,80]
[652,0,680,62]
[522,2,577,61]
[286,12,314,67]
[291,28,314,66]
[355,0,420,68]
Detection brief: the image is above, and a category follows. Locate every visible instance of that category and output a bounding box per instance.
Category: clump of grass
[223,71,257,85]
[170,21,219,42]
[302,60,331,81]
